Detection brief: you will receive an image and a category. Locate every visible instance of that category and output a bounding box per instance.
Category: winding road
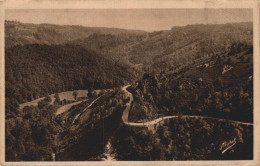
[121,85,253,127]
[53,85,251,158]
[120,85,252,155]
[54,85,253,126]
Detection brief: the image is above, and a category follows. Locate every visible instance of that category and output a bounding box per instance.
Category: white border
[0,0,259,166]
[2,0,259,9]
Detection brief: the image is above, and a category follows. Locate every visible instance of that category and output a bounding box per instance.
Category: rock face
[138,73,159,95]
[129,73,162,122]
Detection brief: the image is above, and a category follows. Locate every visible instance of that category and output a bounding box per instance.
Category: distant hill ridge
[5,20,147,48]
[5,20,253,79]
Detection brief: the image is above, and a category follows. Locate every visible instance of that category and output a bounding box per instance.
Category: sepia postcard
[0,0,259,166]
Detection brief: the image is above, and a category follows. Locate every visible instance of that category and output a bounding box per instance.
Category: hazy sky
[6,9,252,32]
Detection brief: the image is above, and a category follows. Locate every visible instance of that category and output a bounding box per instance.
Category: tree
[93,91,98,98]
[246,57,250,63]
[112,98,119,106]
[240,56,245,62]
[73,91,78,100]
[38,100,49,109]
[44,95,51,103]
[151,142,166,160]
[226,58,232,65]
[216,55,222,64]
[87,87,93,98]
[5,98,19,117]
[214,77,223,90]
[157,126,171,146]
[22,106,35,119]
[54,93,60,104]
[234,128,243,143]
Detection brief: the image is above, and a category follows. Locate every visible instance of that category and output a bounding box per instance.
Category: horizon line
[5,19,253,33]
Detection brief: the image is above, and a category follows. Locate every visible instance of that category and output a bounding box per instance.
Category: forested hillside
[68,33,146,62]
[5,44,140,117]
[6,21,252,69]
[66,22,252,71]
[128,42,253,123]
[129,22,252,71]
[112,117,253,160]
[5,87,128,161]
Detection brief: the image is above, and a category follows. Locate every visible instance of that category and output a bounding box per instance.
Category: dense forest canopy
[5,44,140,117]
